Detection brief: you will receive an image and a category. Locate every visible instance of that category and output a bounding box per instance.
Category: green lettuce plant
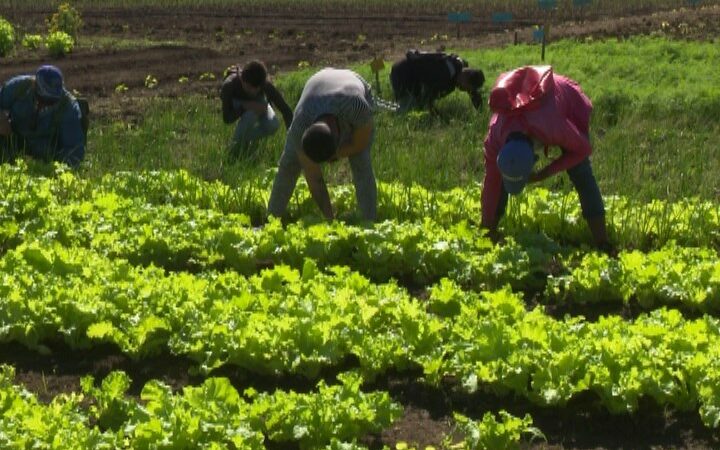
[0,17,14,56]
[46,31,74,56]
[22,34,42,50]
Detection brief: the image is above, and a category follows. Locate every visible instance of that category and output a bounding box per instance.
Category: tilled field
[1,4,718,119]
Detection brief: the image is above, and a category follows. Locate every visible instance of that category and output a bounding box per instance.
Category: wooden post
[370,57,385,96]
[537,0,555,61]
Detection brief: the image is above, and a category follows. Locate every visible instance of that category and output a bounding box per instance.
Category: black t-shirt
[390,51,466,107]
[220,70,293,128]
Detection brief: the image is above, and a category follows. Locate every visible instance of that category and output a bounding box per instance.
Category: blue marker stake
[538,0,557,10]
[491,12,513,24]
[448,12,471,38]
[448,12,471,23]
[533,28,544,43]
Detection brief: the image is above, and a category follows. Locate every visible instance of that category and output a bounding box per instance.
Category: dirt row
[1,5,718,121]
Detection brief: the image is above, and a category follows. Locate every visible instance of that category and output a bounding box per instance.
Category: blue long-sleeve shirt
[0,75,85,167]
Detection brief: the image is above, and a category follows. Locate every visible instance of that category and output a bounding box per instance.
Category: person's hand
[236,100,268,117]
[528,168,548,184]
[0,111,11,137]
[247,101,269,116]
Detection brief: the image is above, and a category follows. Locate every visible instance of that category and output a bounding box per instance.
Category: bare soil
[1,3,720,448]
[1,4,718,120]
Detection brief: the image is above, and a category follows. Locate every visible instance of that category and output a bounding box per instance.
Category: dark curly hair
[302,121,337,163]
[240,60,268,88]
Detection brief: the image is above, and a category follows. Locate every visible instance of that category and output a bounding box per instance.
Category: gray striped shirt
[286,68,373,154]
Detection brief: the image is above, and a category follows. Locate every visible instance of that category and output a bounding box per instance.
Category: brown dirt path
[1,4,718,120]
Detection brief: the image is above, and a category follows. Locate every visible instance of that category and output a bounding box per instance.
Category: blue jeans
[267,132,377,221]
[497,157,605,220]
[231,105,280,151]
[567,157,605,219]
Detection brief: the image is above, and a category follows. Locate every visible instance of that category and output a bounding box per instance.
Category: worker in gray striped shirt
[267,68,377,221]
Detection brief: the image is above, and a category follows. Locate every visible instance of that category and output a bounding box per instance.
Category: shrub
[22,34,42,50]
[47,3,82,39]
[46,31,74,57]
[0,17,15,57]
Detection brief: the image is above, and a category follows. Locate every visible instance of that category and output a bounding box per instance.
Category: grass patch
[79,36,188,51]
[81,35,719,204]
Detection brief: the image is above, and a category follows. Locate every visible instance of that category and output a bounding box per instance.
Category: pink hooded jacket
[481,66,593,227]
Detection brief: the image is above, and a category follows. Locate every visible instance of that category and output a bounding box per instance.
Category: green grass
[79,36,188,50]
[81,35,719,204]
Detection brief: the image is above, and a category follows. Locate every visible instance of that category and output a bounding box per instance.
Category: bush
[0,17,15,57]
[46,31,74,57]
[47,3,82,39]
[22,34,42,50]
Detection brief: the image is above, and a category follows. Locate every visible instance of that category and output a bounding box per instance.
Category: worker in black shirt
[390,50,485,113]
[220,60,293,158]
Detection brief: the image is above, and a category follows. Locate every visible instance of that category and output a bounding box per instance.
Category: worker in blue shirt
[0,65,85,168]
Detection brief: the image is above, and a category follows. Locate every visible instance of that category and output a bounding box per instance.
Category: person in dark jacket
[390,50,485,113]
[0,65,85,168]
[220,60,293,157]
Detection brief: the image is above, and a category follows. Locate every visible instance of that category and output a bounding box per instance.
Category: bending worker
[390,49,484,112]
[0,65,85,167]
[481,65,611,250]
[220,60,293,157]
[267,67,377,221]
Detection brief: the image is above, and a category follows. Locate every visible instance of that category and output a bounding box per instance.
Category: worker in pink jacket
[481,65,611,250]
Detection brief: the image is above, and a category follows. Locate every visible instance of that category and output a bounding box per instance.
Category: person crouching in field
[220,60,293,159]
[0,65,85,168]
[481,65,612,251]
[390,49,485,113]
[267,68,377,222]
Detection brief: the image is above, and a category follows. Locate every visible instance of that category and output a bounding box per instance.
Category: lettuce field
[0,160,718,448]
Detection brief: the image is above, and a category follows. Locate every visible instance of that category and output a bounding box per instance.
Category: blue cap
[497,138,535,195]
[35,65,64,100]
